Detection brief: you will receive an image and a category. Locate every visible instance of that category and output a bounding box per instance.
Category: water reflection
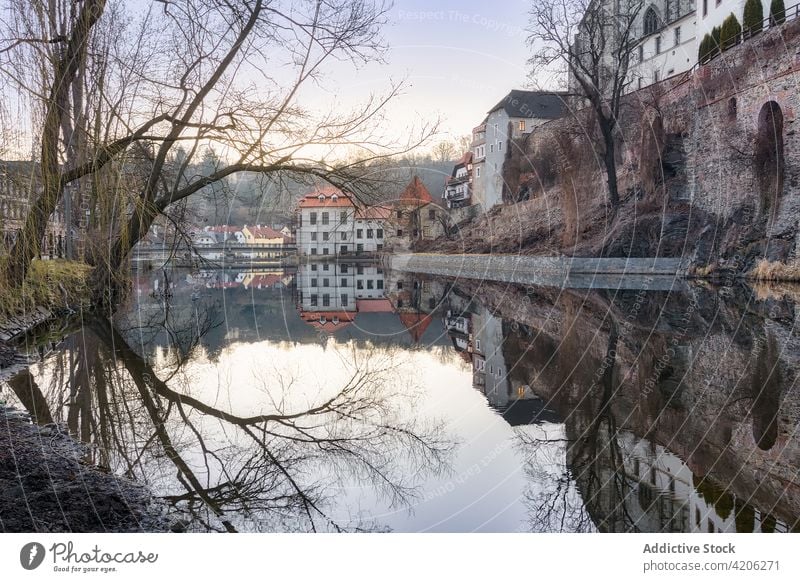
[2,264,799,532]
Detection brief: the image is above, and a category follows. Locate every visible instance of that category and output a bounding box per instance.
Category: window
[412,229,419,237]
[428,209,435,220]
[655,35,661,54]
[310,248,317,255]
[310,212,317,225]
[321,212,329,225]
[377,244,383,251]
[341,278,348,287]
[322,232,329,241]
[341,294,348,306]
[366,228,373,238]
[322,247,329,255]
[340,232,346,240]
[357,266,364,275]
[396,210,402,219]
[357,228,363,238]
[377,280,384,290]
[703,0,708,17]
[654,70,660,83]
[397,229,403,236]
[367,280,374,290]
[397,281,403,290]
[311,263,318,271]
[311,232,318,241]
[310,277,318,287]
[476,166,481,177]
[323,263,330,271]
[397,299,403,308]
[340,211,348,224]
[638,44,644,62]
[674,26,681,46]
[489,144,494,153]
[322,294,330,307]
[644,7,659,36]
[310,294,318,306]
[665,0,672,21]
[323,278,330,287]
[357,280,364,289]
[498,141,502,151]
[340,245,348,254]
[376,229,383,239]
[340,264,348,273]
[518,120,525,132]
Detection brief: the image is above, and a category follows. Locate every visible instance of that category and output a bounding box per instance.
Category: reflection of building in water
[577,430,793,533]
[442,296,557,425]
[385,270,438,344]
[296,262,391,333]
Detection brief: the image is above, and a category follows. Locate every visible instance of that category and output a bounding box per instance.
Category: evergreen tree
[720,14,742,50]
[744,0,764,35]
[770,0,786,25]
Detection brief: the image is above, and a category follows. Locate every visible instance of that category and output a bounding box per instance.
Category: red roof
[206,225,240,234]
[398,176,433,206]
[245,225,285,239]
[299,310,355,333]
[456,151,473,166]
[298,187,356,209]
[355,205,392,220]
[399,312,433,344]
[356,299,394,313]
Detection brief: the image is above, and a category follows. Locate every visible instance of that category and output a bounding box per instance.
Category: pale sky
[320,0,535,145]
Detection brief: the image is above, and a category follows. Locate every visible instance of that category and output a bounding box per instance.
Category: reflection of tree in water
[13,313,453,532]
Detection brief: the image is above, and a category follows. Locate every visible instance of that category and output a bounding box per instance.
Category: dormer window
[319,316,327,324]
[318,195,325,203]
[332,317,339,325]
[331,194,338,202]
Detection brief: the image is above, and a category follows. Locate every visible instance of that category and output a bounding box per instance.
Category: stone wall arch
[754,101,785,219]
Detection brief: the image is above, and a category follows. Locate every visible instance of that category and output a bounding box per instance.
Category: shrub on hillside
[720,14,742,50]
[744,0,764,34]
[770,0,786,25]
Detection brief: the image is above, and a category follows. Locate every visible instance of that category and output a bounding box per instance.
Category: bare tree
[0,0,435,305]
[527,0,644,208]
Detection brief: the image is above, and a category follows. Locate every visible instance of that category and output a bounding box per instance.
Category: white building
[628,0,697,89]
[479,91,567,210]
[295,187,390,257]
[443,152,473,209]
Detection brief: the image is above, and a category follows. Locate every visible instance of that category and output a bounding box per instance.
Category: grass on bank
[749,259,800,281]
[0,258,92,321]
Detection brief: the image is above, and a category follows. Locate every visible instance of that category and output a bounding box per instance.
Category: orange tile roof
[245,225,285,239]
[355,205,392,220]
[298,186,356,208]
[245,274,282,289]
[356,299,394,313]
[398,176,433,205]
[299,310,355,333]
[398,312,433,344]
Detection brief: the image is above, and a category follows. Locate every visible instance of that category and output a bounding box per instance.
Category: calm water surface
[4,263,799,532]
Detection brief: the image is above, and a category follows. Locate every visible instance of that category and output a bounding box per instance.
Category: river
[2,262,799,533]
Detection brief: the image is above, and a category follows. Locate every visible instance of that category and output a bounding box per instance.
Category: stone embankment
[390,253,688,290]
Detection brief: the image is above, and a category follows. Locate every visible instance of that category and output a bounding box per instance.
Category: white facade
[296,261,357,312]
[352,217,387,253]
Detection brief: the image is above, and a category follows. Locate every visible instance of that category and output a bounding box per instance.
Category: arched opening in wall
[754,101,785,219]
[727,97,737,121]
[750,332,783,451]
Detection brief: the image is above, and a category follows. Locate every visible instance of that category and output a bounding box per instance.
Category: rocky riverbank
[0,406,170,532]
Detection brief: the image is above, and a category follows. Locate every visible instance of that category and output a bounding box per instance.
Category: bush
[712,26,722,51]
[744,0,764,34]
[698,34,714,62]
[720,14,742,50]
[770,0,786,25]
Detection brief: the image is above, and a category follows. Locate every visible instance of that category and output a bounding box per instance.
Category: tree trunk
[599,119,621,208]
[4,0,106,286]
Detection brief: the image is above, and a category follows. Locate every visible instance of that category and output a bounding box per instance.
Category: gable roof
[399,312,433,344]
[245,225,285,239]
[398,176,433,205]
[298,186,356,209]
[488,90,567,120]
